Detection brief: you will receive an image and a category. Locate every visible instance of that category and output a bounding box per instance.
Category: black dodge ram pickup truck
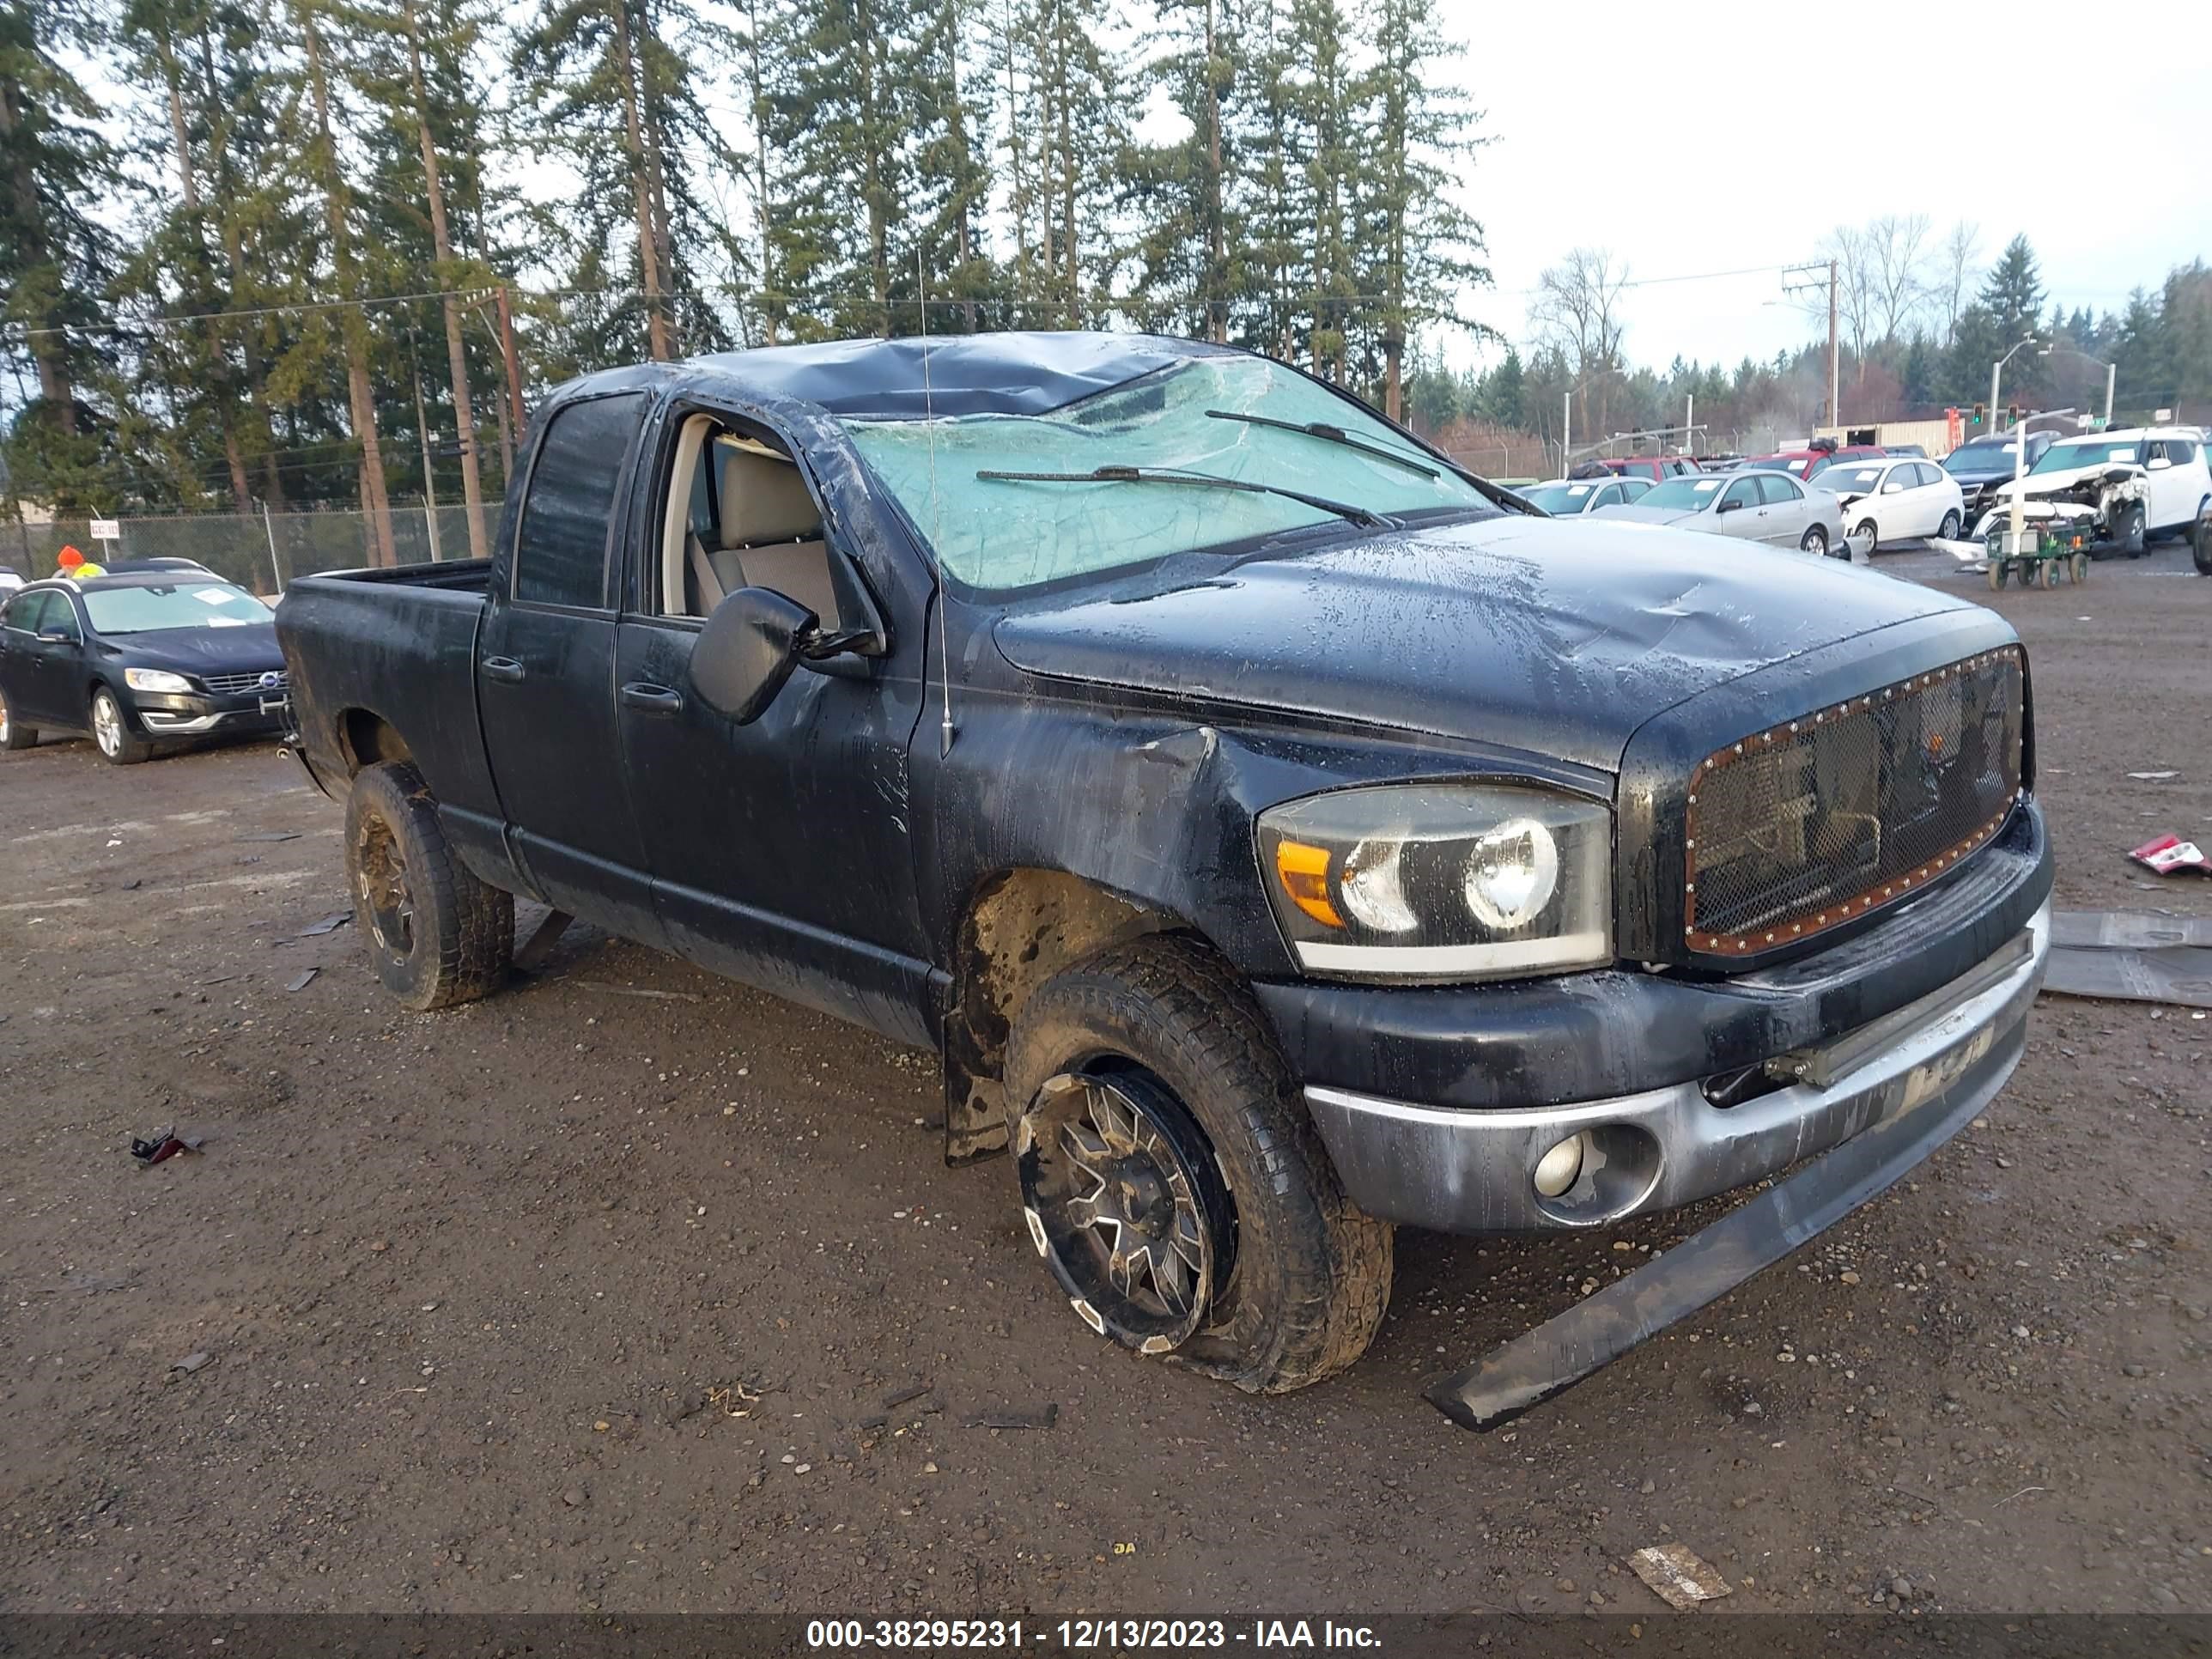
[277,332,2052,1426]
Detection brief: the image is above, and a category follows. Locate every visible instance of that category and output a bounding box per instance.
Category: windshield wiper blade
[974,465,1391,528]
[1203,408,1440,479]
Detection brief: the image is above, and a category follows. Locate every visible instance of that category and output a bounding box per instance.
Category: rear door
[0,591,56,723]
[12,591,84,723]
[477,389,665,940]
[1756,472,1810,544]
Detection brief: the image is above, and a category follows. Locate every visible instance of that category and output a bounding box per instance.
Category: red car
[1598,455,1702,483]
[1746,444,1886,481]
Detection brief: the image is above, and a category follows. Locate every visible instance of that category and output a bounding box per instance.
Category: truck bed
[275,560,506,846]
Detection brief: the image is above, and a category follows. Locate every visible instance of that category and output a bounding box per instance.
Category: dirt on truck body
[276,331,2051,1424]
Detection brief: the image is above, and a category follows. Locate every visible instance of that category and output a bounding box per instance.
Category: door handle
[481,656,525,684]
[619,682,684,716]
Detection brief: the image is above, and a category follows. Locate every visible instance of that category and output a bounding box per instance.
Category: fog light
[1533,1132,1588,1199]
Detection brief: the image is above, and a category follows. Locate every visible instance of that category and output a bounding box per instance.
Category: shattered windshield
[842,355,1495,592]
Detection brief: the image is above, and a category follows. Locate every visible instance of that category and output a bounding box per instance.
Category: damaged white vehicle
[1974,428,2212,557]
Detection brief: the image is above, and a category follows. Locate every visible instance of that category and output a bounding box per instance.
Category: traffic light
[2007,404,2021,423]
[1971,402,1985,425]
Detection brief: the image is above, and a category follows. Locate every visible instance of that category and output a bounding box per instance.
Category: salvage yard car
[1594,467,1849,555]
[275,333,2051,1427]
[0,573,290,763]
[1977,427,2212,556]
[1816,455,1966,552]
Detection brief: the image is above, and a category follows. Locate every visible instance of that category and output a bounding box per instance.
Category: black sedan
[0,574,288,763]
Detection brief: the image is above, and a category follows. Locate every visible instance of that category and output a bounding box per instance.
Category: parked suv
[275,333,2052,1427]
[1942,431,2055,526]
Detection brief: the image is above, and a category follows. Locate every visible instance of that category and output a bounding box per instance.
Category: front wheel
[1005,934,1393,1394]
[0,686,36,751]
[89,685,152,765]
[344,760,514,1012]
[2069,551,2090,585]
[1855,520,1879,554]
[1800,525,1830,557]
[2194,514,2212,576]
[2115,502,2148,558]
[1937,509,1962,542]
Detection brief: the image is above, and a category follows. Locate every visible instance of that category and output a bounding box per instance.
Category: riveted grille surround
[1685,646,2025,956]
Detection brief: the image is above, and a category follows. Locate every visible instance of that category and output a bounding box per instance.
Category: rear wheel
[1800,525,1830,556]
[1005,933,1394,1394]
[1986,559,2009,590]
[2069,551,2090,585]
[89,685,152,765]
[344,760,513,1012]
[0,686,35,750]
[1937,509,1961,542]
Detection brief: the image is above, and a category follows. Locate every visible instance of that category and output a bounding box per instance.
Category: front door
[1754,472,1806,544]
[611,404,938,1048]
[477,388,665,941]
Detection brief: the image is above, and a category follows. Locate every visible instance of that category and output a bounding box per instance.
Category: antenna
[919,247,955,758]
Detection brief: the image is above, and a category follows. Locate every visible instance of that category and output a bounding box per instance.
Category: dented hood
[1990,461,2140,501]
[991,514,1969,772]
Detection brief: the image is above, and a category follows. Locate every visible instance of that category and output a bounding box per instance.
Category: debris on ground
[130,1128,204,1165]
[2129,836,2211,876]
[1627,1542,1732,1610]
[2126,771,2179,781]
[881,1382,933,1410]
[285,969,318,992]
[963,1403,1059,1431]
[169,1352,212,1375]
[236,830,301,842]
[2046,945,2212,1009]
[296,910,353,936]
[574,981,700,1002]
[2052,911,2212,949]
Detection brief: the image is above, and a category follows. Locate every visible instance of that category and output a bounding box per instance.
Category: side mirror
[2145,456,2172,471]
[690,586,818,725]
[1714,496,1741,514]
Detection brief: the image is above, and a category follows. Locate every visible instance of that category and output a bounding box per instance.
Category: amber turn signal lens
[1273,839,1346,929]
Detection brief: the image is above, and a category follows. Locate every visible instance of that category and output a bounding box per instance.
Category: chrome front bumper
[1306,902,2051,1236]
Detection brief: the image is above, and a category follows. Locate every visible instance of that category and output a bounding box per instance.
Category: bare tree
[1528,247,1629,444]
[1866,212,1932,344]
[1936,221,1981,345]
[1816,225,1876,376]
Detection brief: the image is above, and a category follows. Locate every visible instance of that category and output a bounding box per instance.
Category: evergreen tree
[1,0,118,513]
[1899,331,1933,405]
[1358,0,1486,418]
[1120,0,1240,341]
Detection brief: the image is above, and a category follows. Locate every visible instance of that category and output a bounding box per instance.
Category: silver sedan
[1594,470,1848,557]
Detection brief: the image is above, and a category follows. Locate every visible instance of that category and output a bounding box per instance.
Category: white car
[1816,457,1966,551]
[1519,476,1654,515]
[1981,427,2212,554]
[0,569,22,596]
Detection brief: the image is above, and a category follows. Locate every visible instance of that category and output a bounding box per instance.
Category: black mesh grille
[202,670,286,696]
[1685,647,2024,955]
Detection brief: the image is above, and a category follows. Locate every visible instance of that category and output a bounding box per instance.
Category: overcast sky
[1445,1,2212,374]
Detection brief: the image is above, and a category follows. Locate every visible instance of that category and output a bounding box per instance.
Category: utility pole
[2105,362,2116,428]
[1783,260,1842,430]
[1826,257,1839,431]
[1563,389,1571,476]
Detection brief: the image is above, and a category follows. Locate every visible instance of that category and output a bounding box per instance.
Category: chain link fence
[1,504,483,593]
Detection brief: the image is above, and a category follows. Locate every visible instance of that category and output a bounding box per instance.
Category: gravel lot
[2,543,2207,1618]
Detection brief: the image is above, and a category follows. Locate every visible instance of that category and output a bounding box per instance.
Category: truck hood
[94,623,283,674]
[1990,461,2141,501]
[991,514,1969,773]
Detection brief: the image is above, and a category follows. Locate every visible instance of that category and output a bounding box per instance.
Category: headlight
[1257,784,1612,981]
[124,667,194,694]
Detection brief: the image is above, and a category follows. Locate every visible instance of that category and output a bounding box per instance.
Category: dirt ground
[3,541,2208,1620]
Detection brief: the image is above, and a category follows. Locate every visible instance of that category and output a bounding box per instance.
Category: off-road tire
[1004,933,1394,1394]
[344,760,513,1012]
[0,685,35,750]
[89,684,152,764]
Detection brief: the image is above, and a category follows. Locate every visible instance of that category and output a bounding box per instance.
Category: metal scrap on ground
[1627,1543,1732,1610]
[297,910,353,936]
[2045,910,2212,1010]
